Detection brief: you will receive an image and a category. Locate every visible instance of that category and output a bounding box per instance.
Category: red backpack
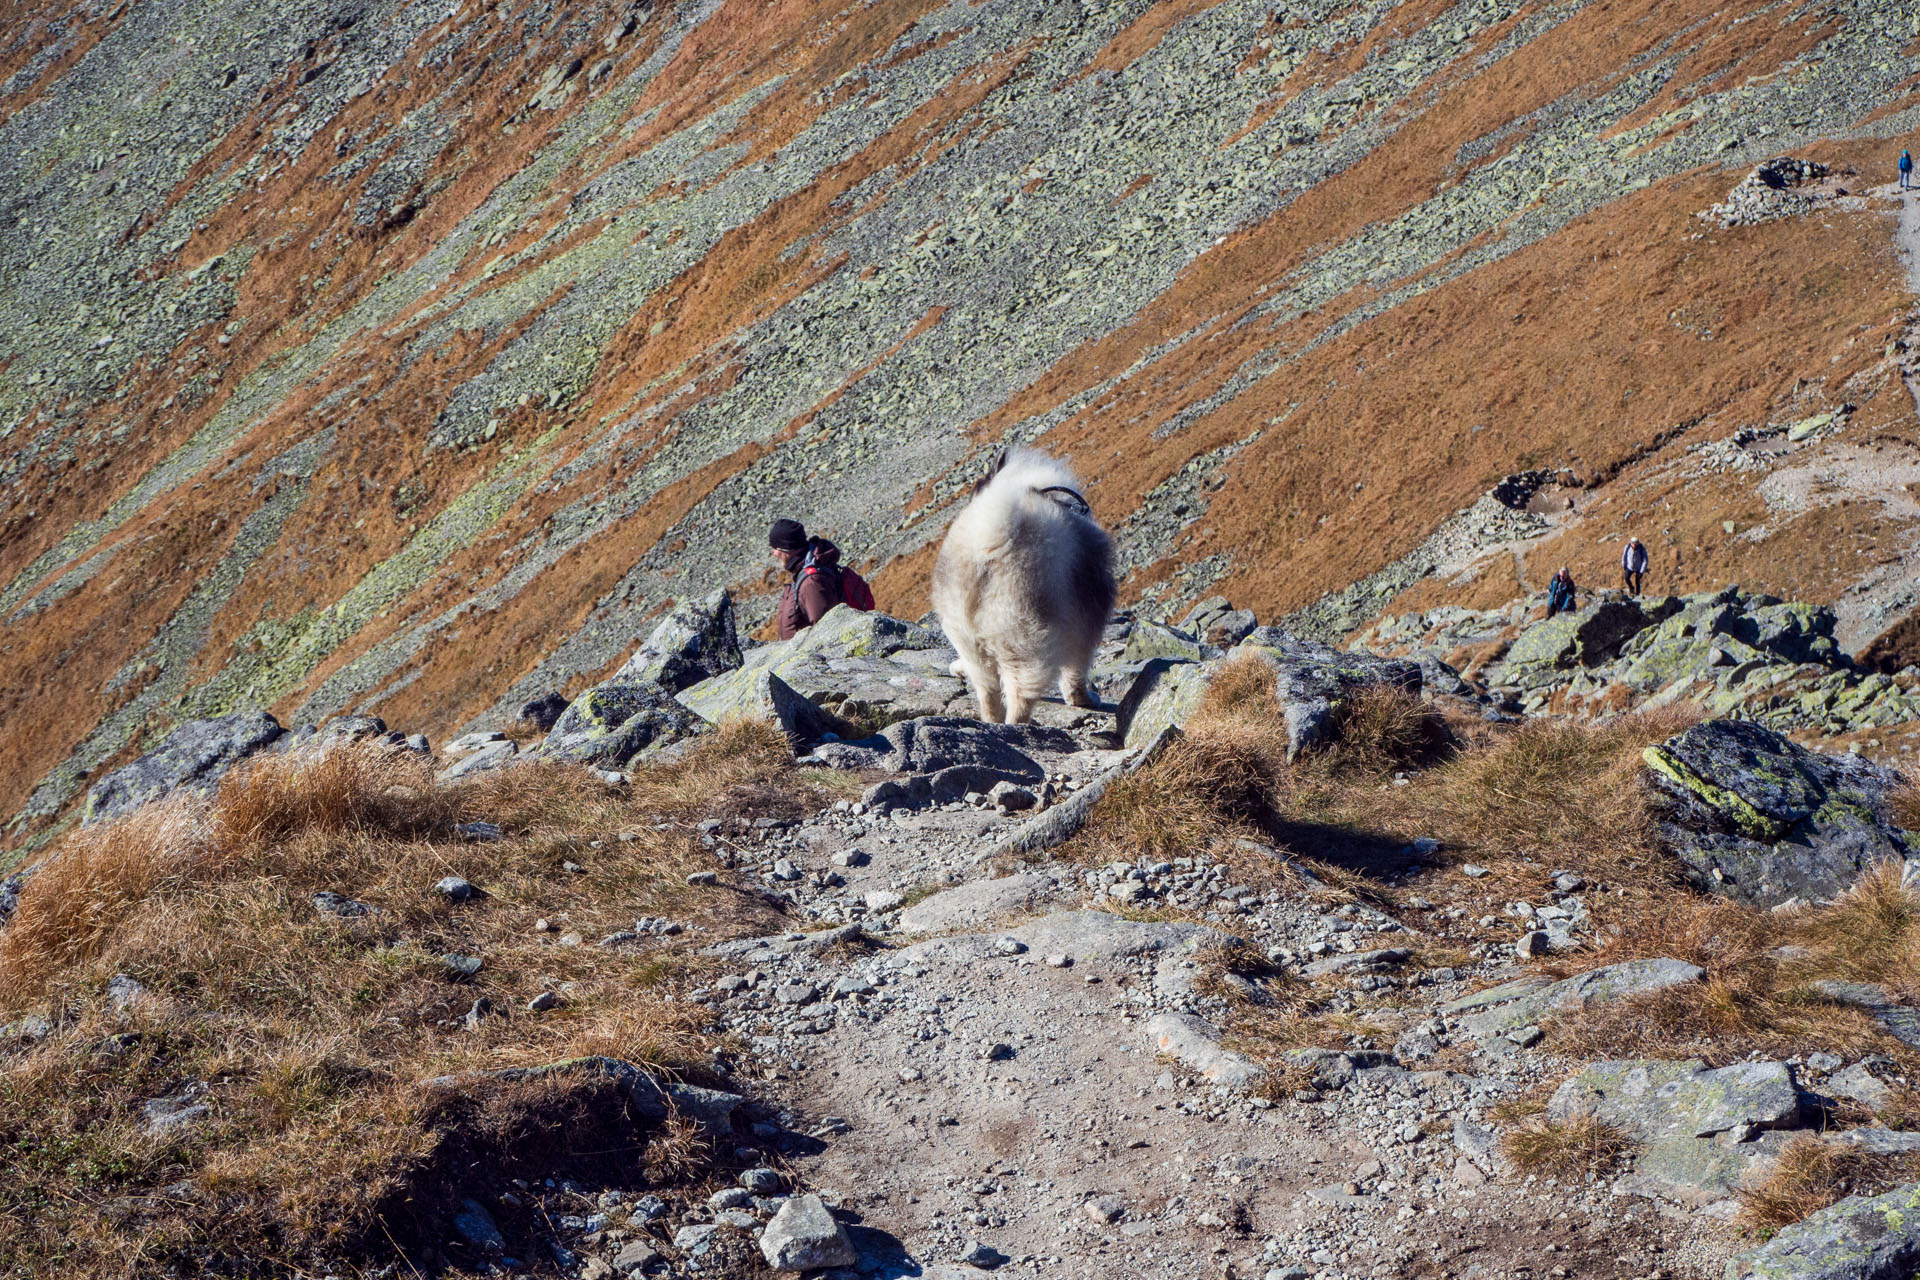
[798,546,876,613]
[838,567,876,612]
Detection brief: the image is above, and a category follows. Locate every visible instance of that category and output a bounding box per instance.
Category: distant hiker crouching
[769,518,875,639]
[1546,567,1577,618]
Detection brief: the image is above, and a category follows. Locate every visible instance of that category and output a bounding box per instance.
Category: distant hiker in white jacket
[1621,537,1649,597]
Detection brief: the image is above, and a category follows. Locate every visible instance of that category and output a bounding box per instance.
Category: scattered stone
[864,890,905,913]
[612,1240,661,1273]
[1082,1194,1126,1224]
[435,876,478,902]
[528,990,562,1012]
[452,1197,507,1254]
[141,1081,211,1136]
[312,890,378,918]
[1514,930,1550,959]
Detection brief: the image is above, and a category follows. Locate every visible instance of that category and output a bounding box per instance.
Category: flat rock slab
[1550,1058,1800,1141]
[897,872,1059,934]
[1443,958,1705,1039]
[1143,1012,1265,1089]
[897,910,1217,967]
[1729,1181,1920,1280]
[1551,1058,1802,1210]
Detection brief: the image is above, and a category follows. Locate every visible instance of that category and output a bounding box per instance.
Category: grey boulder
[1644,719,1912,906]
[83,710,287,823]
[1728,1182,1920,1280]
[614,589,744,692]
[758,1193,855,1270]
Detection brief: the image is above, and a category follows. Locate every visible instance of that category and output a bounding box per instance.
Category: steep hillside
[5,0,1920,845]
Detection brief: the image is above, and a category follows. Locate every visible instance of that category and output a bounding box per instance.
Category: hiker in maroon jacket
[770,518,845,639]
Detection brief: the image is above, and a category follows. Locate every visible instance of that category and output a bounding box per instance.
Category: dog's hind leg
[1058,665,1095,708]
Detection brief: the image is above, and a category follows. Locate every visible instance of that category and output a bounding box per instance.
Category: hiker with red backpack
[769,518,875,639]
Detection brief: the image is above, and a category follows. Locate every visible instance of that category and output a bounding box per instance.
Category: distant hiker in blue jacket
[1902,150,1913,191]
[1546,567,1577,618]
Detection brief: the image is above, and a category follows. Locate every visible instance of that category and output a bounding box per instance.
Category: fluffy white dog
[931,447,1117,724]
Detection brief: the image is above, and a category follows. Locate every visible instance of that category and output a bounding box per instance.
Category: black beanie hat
[768,518,808,552]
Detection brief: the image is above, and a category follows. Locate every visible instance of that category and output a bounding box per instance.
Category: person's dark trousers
[1624,570,1643,596]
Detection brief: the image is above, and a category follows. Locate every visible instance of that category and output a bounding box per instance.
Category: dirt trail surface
[687,733,1725,1279]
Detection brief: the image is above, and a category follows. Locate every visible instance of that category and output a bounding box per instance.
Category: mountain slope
[5,0,1920,844]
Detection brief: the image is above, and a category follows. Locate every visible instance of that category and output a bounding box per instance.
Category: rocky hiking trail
[17,590,1920,1280]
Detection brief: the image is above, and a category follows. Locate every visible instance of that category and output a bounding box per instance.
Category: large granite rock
[677,607,966,738]
[1550,1058,1803,1210]
[83,710,288,824]
[540,683,706,766]
[1728,1182,1920,1279]
[1504,597,1679,671]
[1644,719,1912,905]
[1116,630,1422,757]
[614,589,743,693]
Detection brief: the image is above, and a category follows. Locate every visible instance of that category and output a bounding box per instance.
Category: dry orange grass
[0,722,817,1279]
[1737,1134,1920,1231]
[1073,655,1446,866]
[1551,866,1920,1067]
[1501,1110,1636,1177]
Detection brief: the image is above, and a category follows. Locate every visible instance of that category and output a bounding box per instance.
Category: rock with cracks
[83,711,287,823]
[1645,718,1912,906]
[758,1193,855,1271]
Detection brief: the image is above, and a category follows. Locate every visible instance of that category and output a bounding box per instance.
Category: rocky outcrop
[82,711,290,824]
[1645,719,1913,906]
[614,590,744,693]
[1357,587,1920,735]
[1116,629,1423,756]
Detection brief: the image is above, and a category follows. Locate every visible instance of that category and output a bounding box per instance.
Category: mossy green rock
[540,683,705,766]
[1645,719,1911,905]
[676,608,959,739]
[1729,1181,1920,1280]
[1121,621,1212,665]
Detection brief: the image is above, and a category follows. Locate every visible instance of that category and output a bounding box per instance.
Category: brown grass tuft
[1501,1110,1636,1177]
[1737,1134,1920,1231]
